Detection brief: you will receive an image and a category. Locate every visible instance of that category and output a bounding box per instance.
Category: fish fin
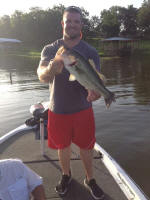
[89,59,106,83]
[56,46,65,56]
[69,74,76,81]
[97,72,107,85]
[89,59,96,69]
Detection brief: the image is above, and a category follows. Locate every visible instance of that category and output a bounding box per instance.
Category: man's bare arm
[37,60,54,83]
[37,58,64,83]
[31,184,46,200]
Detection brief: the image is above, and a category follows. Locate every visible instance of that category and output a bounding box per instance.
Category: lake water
[0,53,150,197]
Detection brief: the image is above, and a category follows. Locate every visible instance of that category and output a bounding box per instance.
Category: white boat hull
[0,124,148,200]
[94,143,148,200]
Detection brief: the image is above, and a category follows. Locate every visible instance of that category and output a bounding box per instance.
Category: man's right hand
[37,55,64,83]
[49,55,64,75]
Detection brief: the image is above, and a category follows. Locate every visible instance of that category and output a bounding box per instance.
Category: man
[37,6,105,200]
[0,158,46,200]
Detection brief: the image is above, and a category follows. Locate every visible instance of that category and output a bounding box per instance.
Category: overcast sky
[0,0,143,17]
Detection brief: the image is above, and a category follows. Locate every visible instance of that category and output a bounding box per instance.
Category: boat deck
[0,130,128,200]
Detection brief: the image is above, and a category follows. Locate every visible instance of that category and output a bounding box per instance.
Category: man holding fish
[37,6,114,200]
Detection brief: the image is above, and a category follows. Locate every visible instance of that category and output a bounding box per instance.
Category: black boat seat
[30,103,45,118]
[25,103,48,126]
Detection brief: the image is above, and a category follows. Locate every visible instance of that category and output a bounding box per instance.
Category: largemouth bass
[57,46,115,108]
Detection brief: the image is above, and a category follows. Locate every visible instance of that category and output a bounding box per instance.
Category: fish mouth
[69,61,77,67]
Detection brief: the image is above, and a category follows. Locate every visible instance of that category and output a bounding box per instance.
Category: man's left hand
[87,90,101,102]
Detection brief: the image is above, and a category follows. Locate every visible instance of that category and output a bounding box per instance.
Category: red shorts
[47,108,95,149]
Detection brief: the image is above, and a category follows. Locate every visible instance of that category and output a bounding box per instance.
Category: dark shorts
[47,108,96,149]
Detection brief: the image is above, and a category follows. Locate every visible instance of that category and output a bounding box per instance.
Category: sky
[0,0,144,17]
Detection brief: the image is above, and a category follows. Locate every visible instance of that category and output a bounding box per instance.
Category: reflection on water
[0,55,49,135]
[101,55,150,105]
[0,53,150,197]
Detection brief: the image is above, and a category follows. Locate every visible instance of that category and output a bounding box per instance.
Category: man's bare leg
[80,148,105,199]
[58,146,71,176]
[55,146,72,195]
[80,148,93,181]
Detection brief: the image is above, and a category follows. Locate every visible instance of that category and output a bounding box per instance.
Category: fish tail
[104,92,116,108]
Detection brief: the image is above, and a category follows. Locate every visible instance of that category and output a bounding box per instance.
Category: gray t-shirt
[41,39,100,114]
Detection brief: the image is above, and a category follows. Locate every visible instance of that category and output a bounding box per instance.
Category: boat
[0,102,149,200]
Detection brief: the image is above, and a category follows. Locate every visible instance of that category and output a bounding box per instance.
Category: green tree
[137,0,150,37]
[88,16,101,37]
[10,10,24,39]
[100,6,121,38]
[119,5,138,37]
[0,15,12,37]
[79,8,91,39]
[42,5,64,44]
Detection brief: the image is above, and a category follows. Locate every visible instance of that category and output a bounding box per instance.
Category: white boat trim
[0,125,149,200]
[94,143,148,200]
[0,124,35,144]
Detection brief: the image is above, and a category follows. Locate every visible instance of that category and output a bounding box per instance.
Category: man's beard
[65,32,80,40]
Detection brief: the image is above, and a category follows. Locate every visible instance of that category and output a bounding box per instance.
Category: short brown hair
[63,6,82,19]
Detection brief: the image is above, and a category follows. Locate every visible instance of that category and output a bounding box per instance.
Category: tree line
[0,1,150,48]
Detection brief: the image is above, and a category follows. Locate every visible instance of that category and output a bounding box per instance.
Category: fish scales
[56,46,115,108]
